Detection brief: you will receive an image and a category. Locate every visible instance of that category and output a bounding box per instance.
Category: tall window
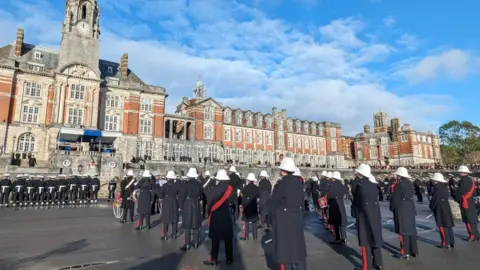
[303,123,309,134]
[140,118,152,134]
[17,133,35,152]
[246,130,252,143]
[311,124,316,135]
[266,132,272,145]
[304,137,309,148]
[370,148,377,158]
[24,82,41,97]
[246,113,252,126]
[70,84,85,100]
[295,121,301,132]
[312,139,317,149]
[381,146,389,157]
[104,115,119,131]
[330,127,336,138]
[370,139,376,145]
[106,95,120,108]
[381,137,388,144]
[204,124,213,140]
[256,130,263,144]
[224,127,231,141]
[68,108,83,125]
[22,105,40,123]
[204,106,214,121]
[287,120,293,132]
[235,129,242,142]
[224,109,231,123]
[141,98,152,111]
[318,125,324,136]
[331,140,337,151]
[136,141,153,157]
[81,5,87,19]
[288,135,293,147]
[235,112,242,125]
[296,137,301,148]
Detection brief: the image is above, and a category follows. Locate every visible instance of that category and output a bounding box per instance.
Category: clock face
[76,22,91,36]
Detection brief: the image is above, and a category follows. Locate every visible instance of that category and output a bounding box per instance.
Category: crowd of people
[113,159,480,269]
[0,174,102,206]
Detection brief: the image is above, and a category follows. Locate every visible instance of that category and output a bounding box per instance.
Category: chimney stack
[121,53,128,77]
[14,28,24,57]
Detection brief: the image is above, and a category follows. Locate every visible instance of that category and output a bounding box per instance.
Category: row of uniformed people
[0,173,101,206]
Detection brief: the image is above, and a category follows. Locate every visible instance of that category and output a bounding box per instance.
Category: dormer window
[235,111,242,125]
[107,66,113,74]
[34,52,42,59]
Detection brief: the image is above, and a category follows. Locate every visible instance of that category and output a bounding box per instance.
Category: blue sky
[0,0,479,135]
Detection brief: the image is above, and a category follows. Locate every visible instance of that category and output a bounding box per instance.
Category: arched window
[17,133,35,153]
[81,6,87,19]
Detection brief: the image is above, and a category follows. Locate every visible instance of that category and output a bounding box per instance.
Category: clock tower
[58,0,100,76]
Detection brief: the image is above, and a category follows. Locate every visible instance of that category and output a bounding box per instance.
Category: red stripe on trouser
[439,226,445,246]
[259,215,262,225]
[399,235,405,255]
[280,264,285,270]
[361,246,368,270]
[243,222,246,238]
[466,223,474,240]
[137,218,140,227]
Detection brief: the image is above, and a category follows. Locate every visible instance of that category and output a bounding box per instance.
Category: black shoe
[161,236,167,241]
[203,260,217,266]
[401,255,410,260]
[374,266,383,270]
[239,237,248,241]
[180,245,190,251]
[135,227,141,230]
[226,260,233,265]
[329,240,341,245]
[411,253,418,258]
[120,220,126,224]
[257,225,264,229]
[450,244,456,248]
[147,226,152,230]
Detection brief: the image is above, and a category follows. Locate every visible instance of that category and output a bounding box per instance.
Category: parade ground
[1,201,480,270]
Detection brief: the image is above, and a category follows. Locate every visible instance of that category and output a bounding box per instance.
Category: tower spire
[193,75,206,99]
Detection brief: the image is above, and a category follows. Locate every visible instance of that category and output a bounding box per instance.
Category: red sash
[461,181,475,209]
[391,180,398,193]
[208,185,233,226]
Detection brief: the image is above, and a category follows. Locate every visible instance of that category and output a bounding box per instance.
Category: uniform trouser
[465,222,479,240]
[90,188,99,201]
[69,189,78,202]
[438,226,455,246]
[26,190,35,203]
[161,223,178,238]
[361,246,383,270]
[201,197,207,218]
[122,206,134,221]
[312,194,320,210]
[36,190,45,203]
[108,188,115,200]
[279,261,306,270]
[210,237,233,262]
[79,188,88,201]
[416,193,423,202]
[333,225,347,241]
[12,188,25,204]
[184,228,200,246]
[399,234,418,256]
[58,188,67,202]
[137,213,151,228]
[242,221,258,239]
[259,213,269,226]
[230,203,237,223]
[0,188,10,204]
[46,190,56,203]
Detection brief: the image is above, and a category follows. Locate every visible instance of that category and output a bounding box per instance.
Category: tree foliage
[439,120,480,163]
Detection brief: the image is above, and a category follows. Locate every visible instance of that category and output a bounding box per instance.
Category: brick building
[352,112,442,166]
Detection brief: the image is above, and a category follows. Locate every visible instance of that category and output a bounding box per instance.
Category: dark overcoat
[455,175,478,224]
[353,177,383,247]
[241,182,259,222]
[160,180,180,223]
[137,180,153,215]
[327,180,347,226]
[390,178,417,236]
[350,177,360,218]
[207,182,234,240]
[258,178,272,215]
[178,178,203,229]
[120,177,135,209]
[269,174,307,264]
[429,183,454,227]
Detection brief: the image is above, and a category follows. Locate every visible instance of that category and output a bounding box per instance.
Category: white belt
[16,186,21,191]
[1,186,7,192]
[81,185,87,190]
[27,187,34,192]
[70,184,76,189]
[48,187,55,192]
[59,185,66,190]
[92,185,98,191]
[38,187,44,191]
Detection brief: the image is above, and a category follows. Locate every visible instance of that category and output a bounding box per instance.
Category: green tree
[439,120,480,163]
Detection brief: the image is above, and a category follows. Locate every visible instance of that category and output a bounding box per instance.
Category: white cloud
[397,33,419,50]
[394,49,476,83]
[0,0,454,134]
[383,16,396,27]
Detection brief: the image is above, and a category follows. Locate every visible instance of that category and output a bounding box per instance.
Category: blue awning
[58,128,123,143]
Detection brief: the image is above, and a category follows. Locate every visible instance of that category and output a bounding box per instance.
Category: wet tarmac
[0,201,479,270]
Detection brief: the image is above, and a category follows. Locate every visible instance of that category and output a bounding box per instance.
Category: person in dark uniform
[35,176,46,206]
[57,175,68,205]
[228,166,242,221]
[160,171,180,240]
[350,173,361,219]
[429,173,455,249]
[136,170,153,230]
[454,165,479,241]
[413,177,423,203]
[240,173,260,240]
[107,177,117,202]
[45,175,57,205]
[79,175,90,204]
[178,167,204,251]
[12,174,26,206]
[120,170,136,223]
[0,174,12,207]
[327,171,348,244]
[269,158,307,270]
[69,175,79,204]
[203,169,235,266]
[377,179,385,202]
[390,167,418,259]
[199,171,211,218]
[90,175,101,203]
[353,164,383,270]
[257,170,272,228]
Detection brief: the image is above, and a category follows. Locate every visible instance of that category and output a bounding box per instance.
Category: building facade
[352,112,442,166]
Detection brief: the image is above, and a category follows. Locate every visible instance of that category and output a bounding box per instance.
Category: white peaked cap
[215,169,230,181]
[312,176,318,181]
[279,157,296,172]
[229,166,237,172]
[23,174,29,177]
[246,173,257,181]
[58,174,65,177]
[260,170,269,177]
[457,165,472,174]
[321,171,327,177]
[332,171,342,181]
[205,171,211,176]
[368,175,378,183]
[3,173,10,177]
[187,167,198,178]
[355,164,373,178]
[126,170,135,176]
[394,167,412,179]
[326,172,333,178]
[430,173,447,183]
[293,166,301,176]
[165,171,176,179]
[142,170,151,177]
[16,174,23,178]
